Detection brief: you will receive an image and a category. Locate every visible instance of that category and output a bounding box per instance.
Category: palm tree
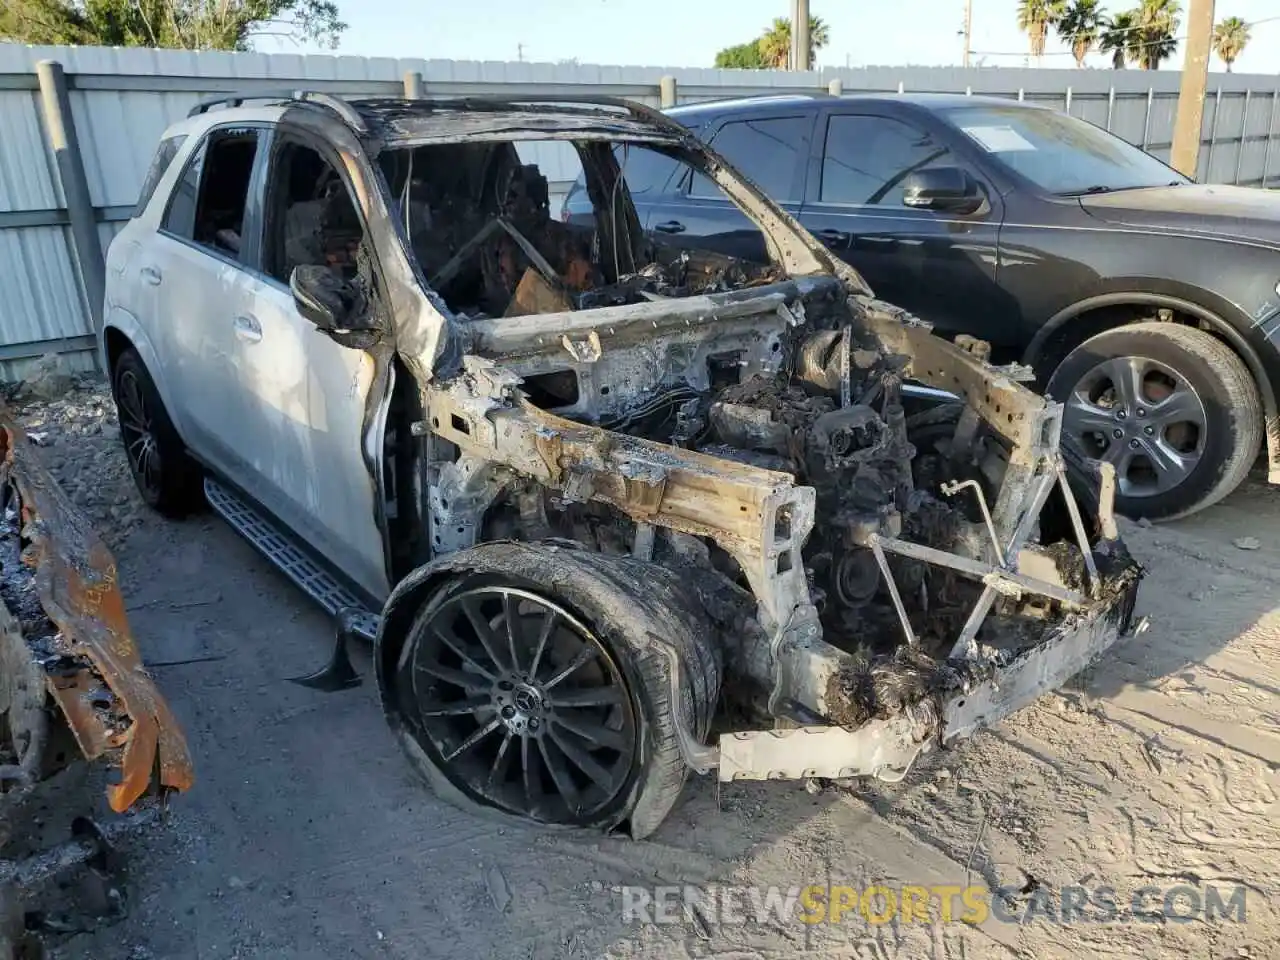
[1100,10,1135,68]
[758,16,831,69]
[1213,16,1251,72]
[1017,0,1067,62]
[1132,0,1181,70]
[1057,0,1107,67]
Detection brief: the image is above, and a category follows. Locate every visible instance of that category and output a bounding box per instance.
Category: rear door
[800,107,1012,345]
[644,113,812,263]
[147,124,265,478]
[234,128,389,602]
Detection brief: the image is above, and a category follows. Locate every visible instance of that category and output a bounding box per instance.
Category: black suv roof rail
[187,90,367,133]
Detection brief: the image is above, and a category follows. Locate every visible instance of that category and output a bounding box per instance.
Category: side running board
[204,478,380,641]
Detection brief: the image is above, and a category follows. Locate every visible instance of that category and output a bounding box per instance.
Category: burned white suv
[103,92,1141,837]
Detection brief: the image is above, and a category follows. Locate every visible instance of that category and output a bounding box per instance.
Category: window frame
[248,125,385,305]
[158,122,269,270]
[676,112,812,205]
[133,134,188,219]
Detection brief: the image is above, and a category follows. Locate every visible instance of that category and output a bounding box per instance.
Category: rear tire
[1047,322,1261,521]
[377,542,720,839]
[111,348,203,517]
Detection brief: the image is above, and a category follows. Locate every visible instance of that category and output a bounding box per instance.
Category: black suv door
[643,112,813,263]
[561,143,686,233]
[800,106,1014,345]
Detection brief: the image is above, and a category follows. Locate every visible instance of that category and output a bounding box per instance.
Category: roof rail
[187,91,367,133]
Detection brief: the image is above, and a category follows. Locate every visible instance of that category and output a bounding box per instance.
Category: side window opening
[264,141,367,286]
[133,134,187,219]
[162,127,259,258]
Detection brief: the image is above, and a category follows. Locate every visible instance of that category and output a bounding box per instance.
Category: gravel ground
[9,378,1278,960]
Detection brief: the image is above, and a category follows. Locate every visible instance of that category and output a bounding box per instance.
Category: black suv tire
[1048,322,1261,521]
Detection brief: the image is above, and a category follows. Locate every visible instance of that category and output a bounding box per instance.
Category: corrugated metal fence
[1,42,1279,379]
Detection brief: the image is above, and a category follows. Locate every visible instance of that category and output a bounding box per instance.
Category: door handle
[140,266,162,286]
[233,314,263,343]
[815,228,850,246]
[653,220,686,234]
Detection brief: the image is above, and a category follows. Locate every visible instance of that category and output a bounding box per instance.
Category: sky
[278,0,1280,75]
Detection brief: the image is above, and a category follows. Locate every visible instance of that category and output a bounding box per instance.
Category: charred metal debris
[0,411,192,951]
[305,97,1144,785]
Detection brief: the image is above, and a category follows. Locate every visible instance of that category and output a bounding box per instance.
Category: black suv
[564,93,1280,520]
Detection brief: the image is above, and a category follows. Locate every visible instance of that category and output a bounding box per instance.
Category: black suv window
[163,127,260,259]
[820,115,952,206]
[690,117,807,201]
[134,135,187,218]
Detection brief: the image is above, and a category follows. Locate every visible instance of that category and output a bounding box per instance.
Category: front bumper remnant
[718,573,1140,783]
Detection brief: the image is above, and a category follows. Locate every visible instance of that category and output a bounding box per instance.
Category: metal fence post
[1105,86,1115,131]
[659,76,677,108]
[36,60,104,337]
[1141,88,1154,150]
[403,71,423,99]
[1235,89,1250,185]
[1205,86,1222,181]
[1065,86,1073,115]
[1263,85,1280,188]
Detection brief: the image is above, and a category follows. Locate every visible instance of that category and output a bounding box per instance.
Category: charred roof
[350,96,696,148]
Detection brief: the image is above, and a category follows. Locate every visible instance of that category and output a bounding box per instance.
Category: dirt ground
[12,383,1278,960]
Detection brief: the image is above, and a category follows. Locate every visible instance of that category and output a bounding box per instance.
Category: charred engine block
[695,329,979,652]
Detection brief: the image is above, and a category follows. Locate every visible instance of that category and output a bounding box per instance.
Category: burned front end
[0,414,192,952]
[361,98,1140,807]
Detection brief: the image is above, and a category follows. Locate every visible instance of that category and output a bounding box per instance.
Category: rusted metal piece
[0,409,193,812]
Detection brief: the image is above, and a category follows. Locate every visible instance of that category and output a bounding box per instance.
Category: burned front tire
[376,542,720,838]
[111,348,203,517]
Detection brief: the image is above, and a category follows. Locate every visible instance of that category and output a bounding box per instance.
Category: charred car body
[102,93,1141,837]
[0,413,192,954]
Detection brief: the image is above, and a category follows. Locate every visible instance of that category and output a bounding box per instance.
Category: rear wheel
[378,542,720,838]
[111,348,203,517]
[1048,322,1261,521]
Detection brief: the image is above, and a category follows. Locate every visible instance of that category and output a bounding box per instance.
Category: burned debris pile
[0,414,193,956]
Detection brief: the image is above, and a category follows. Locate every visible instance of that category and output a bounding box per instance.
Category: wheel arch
[100,311,182,428]
[1023,292,1278,483]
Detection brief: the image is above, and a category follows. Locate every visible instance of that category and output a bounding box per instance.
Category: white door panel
[235,278,389,601]
[146,234,254,479]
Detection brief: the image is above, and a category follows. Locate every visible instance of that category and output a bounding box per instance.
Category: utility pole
[517,43,525,63]
[790,0,811,71]
[962,0,973,69]
[1171,0,1216,177]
